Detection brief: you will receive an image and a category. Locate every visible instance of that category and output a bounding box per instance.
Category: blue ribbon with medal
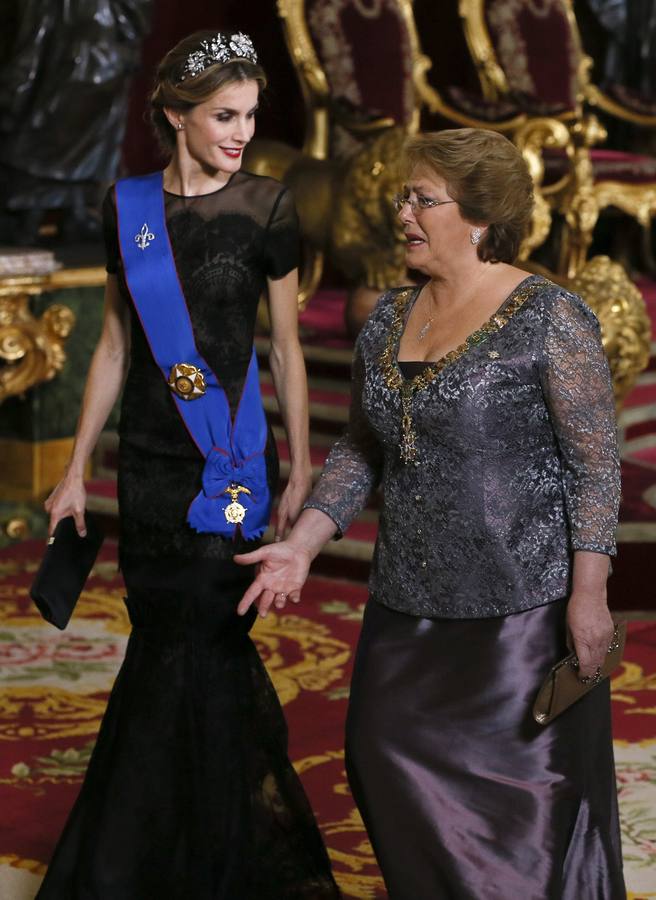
[115,172,271,539]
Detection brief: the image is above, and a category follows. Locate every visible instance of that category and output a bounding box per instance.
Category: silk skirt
[345,597,625,900]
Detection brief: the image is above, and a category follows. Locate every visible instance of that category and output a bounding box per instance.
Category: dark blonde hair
[149,30,267,153]
[403,129,534,264]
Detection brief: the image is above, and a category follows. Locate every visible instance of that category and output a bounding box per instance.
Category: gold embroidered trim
[379,279,541,462]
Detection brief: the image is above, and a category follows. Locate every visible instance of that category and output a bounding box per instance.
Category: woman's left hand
[566,591,615,681]
[275,467,312,541]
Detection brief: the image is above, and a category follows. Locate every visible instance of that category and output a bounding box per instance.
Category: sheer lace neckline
[163,170,239,199]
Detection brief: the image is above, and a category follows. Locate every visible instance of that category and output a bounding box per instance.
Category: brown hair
[149,30,267,153]
[403,129,534,264]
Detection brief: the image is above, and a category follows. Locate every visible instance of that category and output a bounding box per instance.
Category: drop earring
[470,227,482,245]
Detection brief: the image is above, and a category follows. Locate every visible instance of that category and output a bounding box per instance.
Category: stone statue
[0,0,153,245]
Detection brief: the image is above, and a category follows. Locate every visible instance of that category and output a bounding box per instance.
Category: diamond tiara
[179,32,258,82]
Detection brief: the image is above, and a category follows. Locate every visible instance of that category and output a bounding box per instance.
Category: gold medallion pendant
[168,363,206,400]
[223,484,252,525]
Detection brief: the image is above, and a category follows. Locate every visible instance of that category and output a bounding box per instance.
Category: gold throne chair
[457,0,656,277]
[275,0,440,305]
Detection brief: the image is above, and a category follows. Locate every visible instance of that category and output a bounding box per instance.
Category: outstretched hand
[234,540,312,618]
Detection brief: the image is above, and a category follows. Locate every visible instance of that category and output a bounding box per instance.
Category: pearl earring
[470,227,482,245]
[177,123,184,130]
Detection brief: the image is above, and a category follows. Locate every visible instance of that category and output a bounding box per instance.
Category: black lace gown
[36,172,340,900]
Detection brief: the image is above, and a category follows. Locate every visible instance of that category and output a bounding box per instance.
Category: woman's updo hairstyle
[403,128,534,264]
[149,30,267,154]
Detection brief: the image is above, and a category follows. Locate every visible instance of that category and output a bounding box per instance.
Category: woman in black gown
[40,30,339,900]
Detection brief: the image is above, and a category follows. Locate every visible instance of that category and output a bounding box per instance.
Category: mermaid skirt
[36,556,339,899]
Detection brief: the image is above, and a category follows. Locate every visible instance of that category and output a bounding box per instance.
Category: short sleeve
[263,188,300,279]
[102,187,120,275]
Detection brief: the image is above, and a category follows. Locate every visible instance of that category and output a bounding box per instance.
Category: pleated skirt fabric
[345,597,626,900]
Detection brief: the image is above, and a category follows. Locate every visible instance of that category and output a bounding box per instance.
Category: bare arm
[267,267,312,539]
[45,275,130,535]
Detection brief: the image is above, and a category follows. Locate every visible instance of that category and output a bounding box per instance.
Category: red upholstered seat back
[485,0,582,115]
[306,0,415,127]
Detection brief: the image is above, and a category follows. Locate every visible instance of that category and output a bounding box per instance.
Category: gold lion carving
[0,275,75,403]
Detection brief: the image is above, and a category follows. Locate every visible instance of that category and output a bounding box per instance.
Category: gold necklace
[380,279,541,464]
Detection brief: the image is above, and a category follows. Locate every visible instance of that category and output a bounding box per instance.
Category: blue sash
[115,172,271,539]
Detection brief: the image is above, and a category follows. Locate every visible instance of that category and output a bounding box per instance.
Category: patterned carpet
[0,540,656,899]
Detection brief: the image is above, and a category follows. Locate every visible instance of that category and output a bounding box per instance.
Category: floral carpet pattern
[0,541,655,899]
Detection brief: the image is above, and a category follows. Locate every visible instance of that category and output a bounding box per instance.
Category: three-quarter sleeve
[263,188,300,279]
[304,337,384,535]
[539,291,621,556]
[102,187,120,275]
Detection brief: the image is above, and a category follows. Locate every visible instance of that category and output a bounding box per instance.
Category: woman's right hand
[44,472,88,537]
[234,541,312,618]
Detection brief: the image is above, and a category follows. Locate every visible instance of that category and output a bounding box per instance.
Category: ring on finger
[581,666,602,686]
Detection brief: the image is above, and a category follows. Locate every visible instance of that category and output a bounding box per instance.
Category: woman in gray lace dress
[236,128,625,900]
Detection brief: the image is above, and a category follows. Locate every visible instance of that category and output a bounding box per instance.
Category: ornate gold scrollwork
[277,0,331,161]
[277,0,445,303]
[0,275,75,403]
[458,0,510,102]
[458,0,589,118]
[458,0,656,277]
[513,117,572,260]
[570,255,651,408]
[331,126,408,290]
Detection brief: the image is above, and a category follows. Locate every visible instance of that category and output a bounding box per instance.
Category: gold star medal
[224,484,252,524]
[168,363,206,400]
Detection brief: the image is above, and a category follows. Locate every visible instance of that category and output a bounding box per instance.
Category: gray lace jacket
[305,275,621,619]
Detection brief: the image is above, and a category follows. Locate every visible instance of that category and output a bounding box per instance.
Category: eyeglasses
[392,192,457,214]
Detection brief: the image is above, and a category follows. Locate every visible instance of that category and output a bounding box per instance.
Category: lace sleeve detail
[540,291,620,556]
[304,337,383,535]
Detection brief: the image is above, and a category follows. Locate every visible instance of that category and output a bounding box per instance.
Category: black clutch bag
[533,621,627,726]
[30,514,104,630]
